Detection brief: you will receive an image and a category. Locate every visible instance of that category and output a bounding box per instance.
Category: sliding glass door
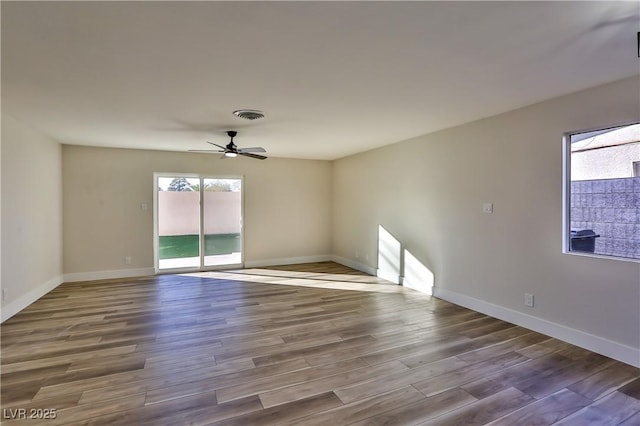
[202,178,242,267]
[154,174,243,272]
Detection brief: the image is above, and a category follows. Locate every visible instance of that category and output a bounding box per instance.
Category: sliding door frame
[153,172,244,274]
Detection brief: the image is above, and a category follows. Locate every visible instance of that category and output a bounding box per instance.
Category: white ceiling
[2,1,639,160]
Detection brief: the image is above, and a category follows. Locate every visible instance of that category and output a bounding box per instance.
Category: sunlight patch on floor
[186,268,414,294]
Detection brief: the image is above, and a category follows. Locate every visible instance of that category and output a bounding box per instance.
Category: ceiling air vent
[233,109,265,120]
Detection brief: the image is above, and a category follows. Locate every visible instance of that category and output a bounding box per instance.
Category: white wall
[62,146,332,277]
[332,76,640,366]
[1,114,64,321]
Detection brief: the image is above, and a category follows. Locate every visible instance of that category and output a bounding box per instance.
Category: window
[563,123,640,260]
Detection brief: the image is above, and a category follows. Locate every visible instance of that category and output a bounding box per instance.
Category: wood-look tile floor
[1,262,639,425]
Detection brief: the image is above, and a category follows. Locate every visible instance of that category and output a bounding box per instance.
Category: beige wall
[62,146,332,273]
[1,114,63,319]
[332,76,640,352]
[158,191,241,236]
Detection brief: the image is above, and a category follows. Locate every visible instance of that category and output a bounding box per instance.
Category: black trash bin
[570,229,600,253]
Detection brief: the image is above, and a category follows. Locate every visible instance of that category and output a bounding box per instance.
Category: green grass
[159,234,241,259]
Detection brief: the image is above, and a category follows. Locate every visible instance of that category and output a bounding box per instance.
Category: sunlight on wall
[376,225,435,293]
[377,225,401,284]
[403,249,434,295]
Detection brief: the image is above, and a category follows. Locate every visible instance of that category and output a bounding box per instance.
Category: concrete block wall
[570,177,640,259]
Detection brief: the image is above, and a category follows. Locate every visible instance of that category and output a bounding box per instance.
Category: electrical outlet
[524,293,534,307]
[355,251,359,259]
[125,256,132,265]
[482,202,494,214]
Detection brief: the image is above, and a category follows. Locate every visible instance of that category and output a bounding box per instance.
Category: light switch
[141,203,148,211]
[482,202,493,214]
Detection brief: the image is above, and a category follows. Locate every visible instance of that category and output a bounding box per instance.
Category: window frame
[562,122,640,263]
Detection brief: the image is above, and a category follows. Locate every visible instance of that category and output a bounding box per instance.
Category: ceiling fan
[189,130,267,160]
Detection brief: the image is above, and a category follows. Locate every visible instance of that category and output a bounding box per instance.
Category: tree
[167,177,193,191]
[205,180,232,192]
[194,180,233,192]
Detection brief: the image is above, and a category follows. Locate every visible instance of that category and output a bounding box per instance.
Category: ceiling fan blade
[188,149,225,153]
[206,142,227,150]
[237,147,266,153]
[239,152,268,160]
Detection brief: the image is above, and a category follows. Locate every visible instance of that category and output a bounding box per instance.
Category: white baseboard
[1,275,64,323]
[63,267,155,283]
[433,287,640,368]
[331,255,377,276]
[244,255,332,269]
